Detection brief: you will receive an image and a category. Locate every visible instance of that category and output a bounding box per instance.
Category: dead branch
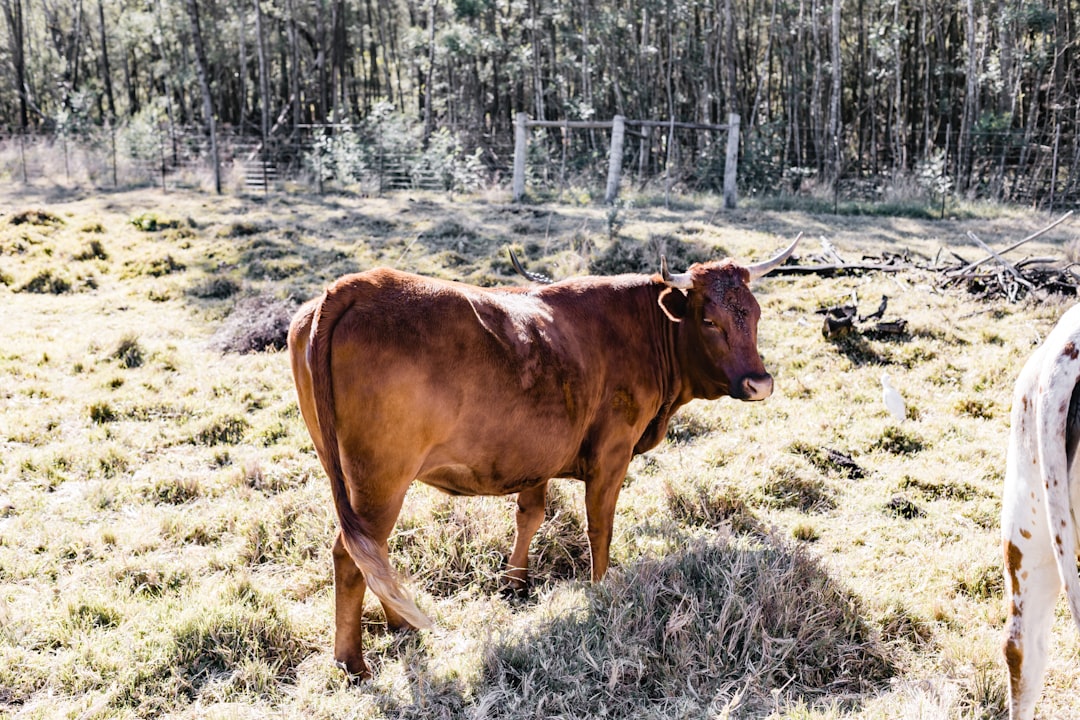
[777,218,1074,304]
[949,210,1073,277]
[771,263,908,276]
[964,231,1038,293]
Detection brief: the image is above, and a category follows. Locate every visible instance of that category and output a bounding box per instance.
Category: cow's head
[658,236,799,401]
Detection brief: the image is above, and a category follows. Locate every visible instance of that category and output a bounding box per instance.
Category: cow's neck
[630,280,687,454]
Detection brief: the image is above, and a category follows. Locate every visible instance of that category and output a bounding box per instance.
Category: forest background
[2,0,1080,205]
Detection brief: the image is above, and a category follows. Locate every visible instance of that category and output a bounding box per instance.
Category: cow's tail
[1035,319,1080,637]
[308,282,433,630]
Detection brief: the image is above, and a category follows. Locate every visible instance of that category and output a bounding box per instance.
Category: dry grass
[1,186,1078,718]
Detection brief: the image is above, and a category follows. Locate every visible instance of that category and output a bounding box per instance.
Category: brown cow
[287,236,800,678]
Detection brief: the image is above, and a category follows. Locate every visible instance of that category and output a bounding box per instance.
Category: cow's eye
[702,318,716,327]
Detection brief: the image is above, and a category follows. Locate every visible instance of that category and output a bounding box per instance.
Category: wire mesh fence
[4,121,1080,209]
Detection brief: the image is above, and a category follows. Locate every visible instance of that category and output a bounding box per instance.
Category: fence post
[724,112,740,209]
[513,112,527,201]
[605,114,626,204]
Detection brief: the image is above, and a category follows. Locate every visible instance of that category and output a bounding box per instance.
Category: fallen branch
[771,263,908,276]
[965,230,1039,294]
[948,210,1073,277]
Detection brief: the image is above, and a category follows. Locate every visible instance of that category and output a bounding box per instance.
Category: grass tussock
[74,238,108,261]
[194,416,250,446]
[9,208,64,226]
[756,467,835,513]
[188,275,241,299]
[112,334,146,369]
[872,426,925,455]
[480,537,893,716]
[129,212,182,232]
[210,294,296,353]
[588,233,715,275]
[118,579,315,713]
[17,268,72,294]
[664,476,760,534]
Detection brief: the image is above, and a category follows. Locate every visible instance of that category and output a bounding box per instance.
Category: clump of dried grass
[478,536,894,717]
[210,294,296,353]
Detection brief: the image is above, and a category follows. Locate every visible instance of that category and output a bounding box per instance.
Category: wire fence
[4,122,1080,210]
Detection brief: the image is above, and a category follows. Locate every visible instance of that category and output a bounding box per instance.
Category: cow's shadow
[370,532,896,717]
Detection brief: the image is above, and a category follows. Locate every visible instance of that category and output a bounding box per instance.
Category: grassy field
[1,186,1077,719]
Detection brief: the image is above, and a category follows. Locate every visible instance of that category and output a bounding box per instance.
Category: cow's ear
[658,287,689,322]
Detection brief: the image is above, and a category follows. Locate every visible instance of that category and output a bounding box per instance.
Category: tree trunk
[286,0,302,130]
[97,0,115,119]
[316,0,327,122]
[185,0,222,193]
[424,0,437,143]
[1,0,28,129]
[958,0,977,193]
[828,0,841,182]
[255,0,271,149]
[238,2,248,130]
[810,0,823,171]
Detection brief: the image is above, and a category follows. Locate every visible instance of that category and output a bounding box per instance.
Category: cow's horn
[745,233,802,280]
[660,255,693,289]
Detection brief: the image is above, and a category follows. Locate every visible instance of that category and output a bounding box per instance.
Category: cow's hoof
[499,580,531,604]
[334,658,372,685]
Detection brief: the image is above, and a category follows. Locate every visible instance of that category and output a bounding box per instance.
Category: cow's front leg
[583,460,630,582]
[504,480,549,597]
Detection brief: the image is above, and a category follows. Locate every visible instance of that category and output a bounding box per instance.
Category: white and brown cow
[1003,303,1080,719]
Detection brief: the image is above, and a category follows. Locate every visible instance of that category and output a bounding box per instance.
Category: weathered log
[771,263,908,276]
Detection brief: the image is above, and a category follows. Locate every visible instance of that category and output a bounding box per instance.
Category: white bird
[881,372,906,422]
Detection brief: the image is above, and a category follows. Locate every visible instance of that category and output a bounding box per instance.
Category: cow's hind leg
[504,480,548,598]
[1003,539,1060,720]
[332,532,370,679]
[331,455,417,673]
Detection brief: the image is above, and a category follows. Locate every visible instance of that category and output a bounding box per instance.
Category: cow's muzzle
[736,373,774,401]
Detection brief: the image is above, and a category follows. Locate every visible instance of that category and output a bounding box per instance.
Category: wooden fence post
[513,112,527,201]
[605,114,626,204]
[724,112,740,209]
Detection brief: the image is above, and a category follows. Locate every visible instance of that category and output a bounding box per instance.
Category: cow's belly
[417,463,553,496]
